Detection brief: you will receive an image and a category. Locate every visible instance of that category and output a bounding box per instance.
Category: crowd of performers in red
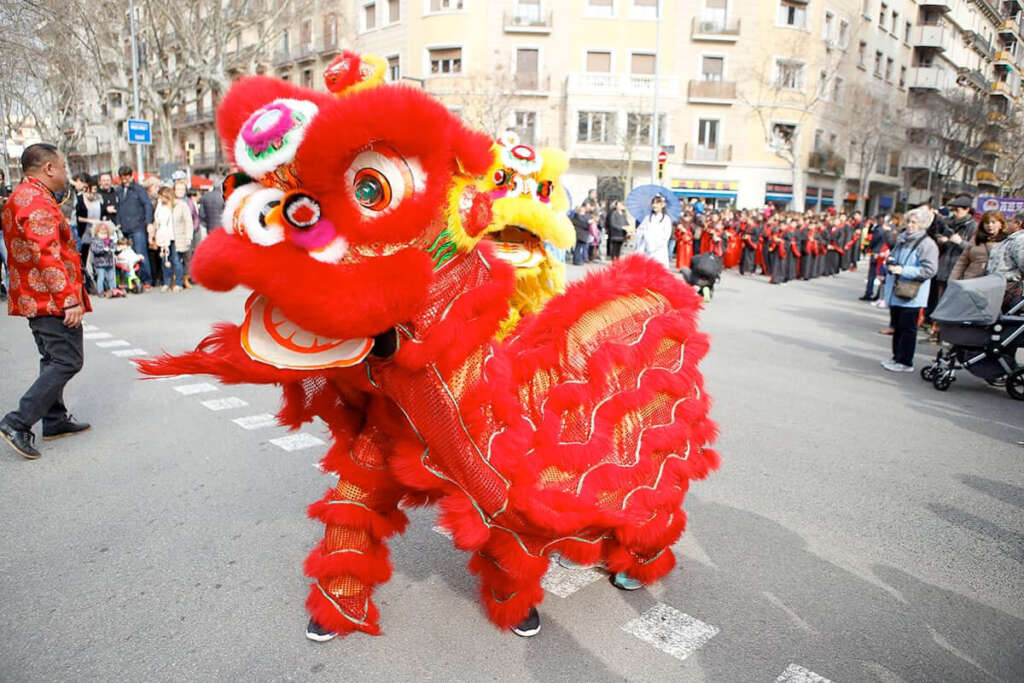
[672,208,868,283]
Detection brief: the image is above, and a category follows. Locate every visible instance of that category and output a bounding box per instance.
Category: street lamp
[649,3,662,184]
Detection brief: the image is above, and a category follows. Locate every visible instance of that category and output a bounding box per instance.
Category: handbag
[892,233,926,300]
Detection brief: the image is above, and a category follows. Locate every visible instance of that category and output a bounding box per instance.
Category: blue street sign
[126,119,152,145]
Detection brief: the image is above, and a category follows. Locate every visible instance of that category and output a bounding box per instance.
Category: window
[904,21,911,43]
[879,3,887,30]
[885,57,894,82]
[701,56,724,81]
[429,47,462,74]
[515,0,542,23]
[586,50,612,72]
[626,112,665,145]
[889,150,899,177]
[631,0,658,20]
[839,20,850,48]
[513,111,536,146]
[302,68,313,88]
[875,150,887,174]
[586,0,614,18]
[824,11,834,43]
[777,1,807,29]
[631,52,656,74]
[703,0,727,29]
[387,55,400,81]
[899,65,906,88]
[300,18,312,48]
[515,48,539,90]
[697,118,719,154]
[388,0,400,23]
[774,59,804,90]
[430,0,464,11]
[813,128,824,152]
[833,76,843,102]
[363,2,376,31]
[281,29,290,56]
[891,11,898,34]
[323,14,338,46]
[771,122,796,150]
[818,69,828,97]
[578,111,615,143]
[858,41,866,67]
[873,50,883,77]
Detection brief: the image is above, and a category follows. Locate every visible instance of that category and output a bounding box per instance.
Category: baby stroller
[116,259,144,294]
[683,252,723,302]
[920,275,1024,400]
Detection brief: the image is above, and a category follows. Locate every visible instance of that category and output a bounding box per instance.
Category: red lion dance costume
[140,53,719,640]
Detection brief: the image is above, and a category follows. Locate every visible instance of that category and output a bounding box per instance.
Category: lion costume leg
[304,424,408,637]
[468,528,549,630]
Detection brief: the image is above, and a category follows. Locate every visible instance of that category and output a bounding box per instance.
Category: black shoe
[511,607,541,637]
[0,419,40,459]
[305,617,337,642]
[42,415,91,441]
[858,295,872,301]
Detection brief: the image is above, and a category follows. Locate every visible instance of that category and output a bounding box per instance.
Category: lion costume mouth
[240,293,374,370]
[487,225,547,269]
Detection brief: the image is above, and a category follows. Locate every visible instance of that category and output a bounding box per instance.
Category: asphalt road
[1,262,1021,683]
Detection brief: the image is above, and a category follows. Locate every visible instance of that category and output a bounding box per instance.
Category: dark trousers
[129,230,153,285]
[890,306,920,366]
[925,279,946,322]
[4,316,84,431]
[608,239,624,260]
[864,258,879,298]
[573,240,588,266]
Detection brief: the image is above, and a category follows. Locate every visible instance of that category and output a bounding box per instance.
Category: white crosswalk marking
[84,332,113,339]
[432,525,453,539]
[269,433,324,451]
[95,339,131,348]
[621,603,719,662]
[148,375,184,381]
[232,413,278,430]
[541,562,605,598]
[111,348,147,357]
[173,382,218,395]
[774,664,833,683]
[82,324,100,332]
[200,397,249,411]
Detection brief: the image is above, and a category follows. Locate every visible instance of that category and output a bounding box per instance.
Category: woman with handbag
[881,206,939,373]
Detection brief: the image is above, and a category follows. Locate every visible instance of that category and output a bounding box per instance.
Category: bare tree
[738,25,857,208]
[445,64,520,138]
[845,82,908,213]
[906,89,990,202]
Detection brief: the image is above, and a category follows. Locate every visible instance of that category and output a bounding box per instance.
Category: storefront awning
[673,189,737,200]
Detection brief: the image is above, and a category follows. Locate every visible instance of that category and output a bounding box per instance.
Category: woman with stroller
[950,210,1005,282]
[985,212,1024,312]
[881,206,939,373]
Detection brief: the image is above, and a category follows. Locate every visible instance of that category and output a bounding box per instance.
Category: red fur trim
[307,493,408,540]
[303,539,393,586]
[305,583,381,636]
[438,493,491,551]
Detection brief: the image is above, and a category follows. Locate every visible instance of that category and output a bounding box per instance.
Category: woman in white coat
[635,194,674,267]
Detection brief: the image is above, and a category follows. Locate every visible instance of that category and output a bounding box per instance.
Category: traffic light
[184,141,195,166]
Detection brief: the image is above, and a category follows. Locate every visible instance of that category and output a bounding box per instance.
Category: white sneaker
[882,361,913,372]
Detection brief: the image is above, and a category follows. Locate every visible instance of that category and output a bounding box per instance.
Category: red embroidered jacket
[2,177,91,318]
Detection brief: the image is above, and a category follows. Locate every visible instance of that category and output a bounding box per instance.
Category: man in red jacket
[0,144,91,460]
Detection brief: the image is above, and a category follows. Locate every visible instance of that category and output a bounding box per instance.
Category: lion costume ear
[453,126,496,178]
[222,172,253,201]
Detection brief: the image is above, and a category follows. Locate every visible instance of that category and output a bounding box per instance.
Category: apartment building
[100,0,1018,212]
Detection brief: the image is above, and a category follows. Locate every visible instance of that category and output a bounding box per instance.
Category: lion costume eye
[346,148,422,217]
[493,169,511,186]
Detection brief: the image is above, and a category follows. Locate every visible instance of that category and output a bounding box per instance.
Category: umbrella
[627,184,682,222]
[191,174,214,189]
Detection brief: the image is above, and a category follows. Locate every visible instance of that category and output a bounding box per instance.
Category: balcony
[919,0,953,9]
[513,72,552,93]
[687,79,737,104]
[958,67,991,91]
[988,110,1009,126]
[990,79,1017,98]
[947,179,979,194]
[966,30,995,58]
[994,49,1019,70]
[177,111,215,127]
[977,169,1000,185]
[808,149,846,176]
[684,143,732,165]
[982,140,1002,154]
[690,17,740,41]
[998,15,1021,40]
[320,39,341,57]
[503,9,552,33]
[910,25,950,51]
[566,73,680,97]
[908,65,954,90]
[903,146,933,170]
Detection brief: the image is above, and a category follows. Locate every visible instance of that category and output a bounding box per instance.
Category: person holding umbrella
[635,194,674,267]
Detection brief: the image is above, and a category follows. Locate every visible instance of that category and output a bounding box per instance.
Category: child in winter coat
[90,222,118,297]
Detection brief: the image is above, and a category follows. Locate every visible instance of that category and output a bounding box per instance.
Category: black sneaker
[511,607,541,637]
[0,419,41,459]
[305,617,338,642]
[42,415,91,441]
